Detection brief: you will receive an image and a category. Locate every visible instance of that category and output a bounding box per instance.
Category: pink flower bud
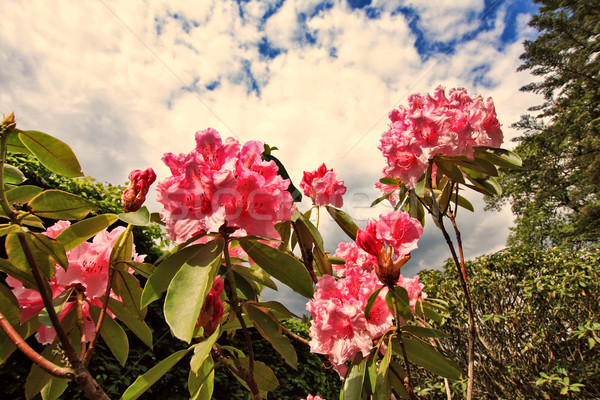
[356,224,382,257]
[121,168,157,213]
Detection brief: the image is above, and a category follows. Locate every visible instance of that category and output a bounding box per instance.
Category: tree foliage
[416,245,600,399]
[487,0,600,247]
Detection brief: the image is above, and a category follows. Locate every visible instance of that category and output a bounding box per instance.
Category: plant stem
[222,234,262,400]
[428,180,475,400]
[75,289,88,360]
[0,311,72,378]
[84,224,132,366]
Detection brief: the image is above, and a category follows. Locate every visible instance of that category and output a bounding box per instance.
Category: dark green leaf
[0,283,21,327]
[326,205,359,240]
[54,214,117,251]
[244,303,298,369]
[474,147,522,169]
[343,353,367,400]
[262,153,302,202]
[239,238,313,298]
[28,189,95,220]
[0,257,37,290]
[89,304,129,366]
[18,130,83,177]
[379,177,399,186]
[164,238,224,342]
[435,159,465,184]
[120,347,193,400]
[189,355,215,400]
[116,261,156,279]
[38,288,74,327]
[0,223,19,238]
[107,297,153,348]
[29,232,67,270]
[370,189,395,207]
[364,286,384,320]
[40,375,69,400]
[113,270,145,320]
[6,131,32,154]
[394,336,463,380]
[402,325,450,339]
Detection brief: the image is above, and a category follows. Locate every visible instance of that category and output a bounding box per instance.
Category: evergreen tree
[487,0,600,247]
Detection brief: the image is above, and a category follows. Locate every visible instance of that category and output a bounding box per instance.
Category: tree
[416,245,600,399]
[486,0,600,248]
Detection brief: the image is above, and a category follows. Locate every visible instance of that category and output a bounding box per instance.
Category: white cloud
[1,0,542,316]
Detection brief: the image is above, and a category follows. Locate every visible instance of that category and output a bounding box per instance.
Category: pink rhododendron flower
[302,395,326,400]
[397,275,428,312]
[196,276,224,337]
[121,168,157,212]
[380,86,503,188]
[306,267,393,376]
[6,221,145,345]
[300,163,347,207]
[157,128,293,243]
[333,242,377,275]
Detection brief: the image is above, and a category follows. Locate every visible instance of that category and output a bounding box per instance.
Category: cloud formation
[2,0,540,315]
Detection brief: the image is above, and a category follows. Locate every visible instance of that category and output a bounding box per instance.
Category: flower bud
[196,276,224,337]
[121,168,157,213]
[1,112,16,132]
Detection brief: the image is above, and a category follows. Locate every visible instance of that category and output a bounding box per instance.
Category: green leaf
[3,164,26,185]
[0,223,19,238]
[189,355,215,400]
[244,303,298,369]
[118,206,151,226]
[120,347,193,400]
[462,168,503,196]
[190,327,221,374]
[18,130,83,177]
[116,261,156,279]
[109,227,133,266]
[379,177,399,186]
[326,205,359,240]
[6,232,55,281]
[394,336,463,380]
[343,353,367,400]
[239,238,313,298]
[292,210,324,248]
[402,325,450,339]
[113,270,145,320]
[232,265,277,290]
[0,283,21,327]
[257,300,299,319]
[106,297,153,348]
[239,358,280,393]
[29,232,68,270]
[262,152,302,202]
[292,210,332,275]
[28,189,95,220]
[38,288,74,327]
[55,214,118,251]
[364,286,384,320]
[6,131,32,154]
[474,147,522,169]
[388,361,409,398]
[5,185,42,204]
[141,243,211,308]
[89,304,129,366]
[375,338,393,400]
[40,376,69,400]
[370,189,396,207]
[454,157,498,177]
[164,238,224,342]
[0,257,37,290]
[435,159,465,184]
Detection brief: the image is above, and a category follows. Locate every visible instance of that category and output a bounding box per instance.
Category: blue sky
[2,0,541,315]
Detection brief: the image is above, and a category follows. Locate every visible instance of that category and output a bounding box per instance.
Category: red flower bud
[196,276,224,337]
[121,168,157,213]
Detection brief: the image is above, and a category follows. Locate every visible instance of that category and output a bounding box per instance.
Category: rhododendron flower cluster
[300,163,347,207]
[306,267,393,376]
[380,86,503,188]
[156,128,294,243]
[121,167,157,212]
[6,221,145,344]
[332,241,377,275]
[195,276,224,337]
[307,260,426,376]
[301,395,326,400]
